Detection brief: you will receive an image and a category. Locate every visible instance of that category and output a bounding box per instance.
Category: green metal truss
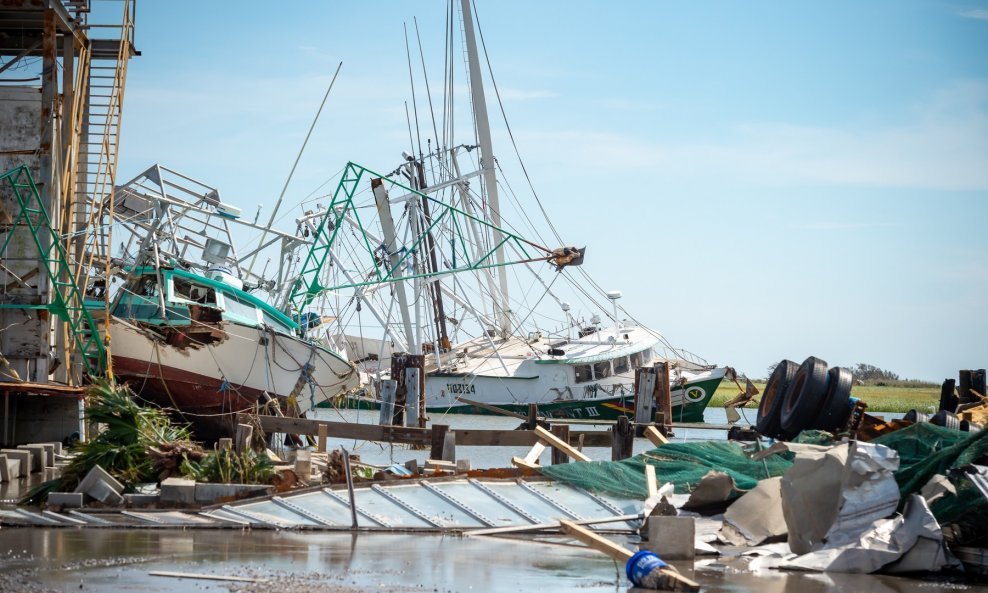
[287,161,547,313]
[0,165,106,376]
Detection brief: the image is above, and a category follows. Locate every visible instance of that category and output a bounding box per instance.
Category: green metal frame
[0,165,106,376]
[287,161,544,313]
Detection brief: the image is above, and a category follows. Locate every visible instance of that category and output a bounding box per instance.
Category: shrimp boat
[287,0,727,423]
[103,166,359,439]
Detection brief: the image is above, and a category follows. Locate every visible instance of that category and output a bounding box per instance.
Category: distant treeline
[765,362,937,388]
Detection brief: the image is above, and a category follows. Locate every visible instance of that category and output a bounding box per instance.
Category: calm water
[0,528,980,593]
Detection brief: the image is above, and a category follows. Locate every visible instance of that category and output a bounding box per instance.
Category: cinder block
[124,493,161,506]
[0,455,16,482]
[16,445,46,472]
[0,450,30,477]
[160,477,196,504]
[48,492,84,508]
[39,444,55,467]
[194,483,272,504]
[645,516,696,561]
[75,465,125,505]
[455,459,472,473]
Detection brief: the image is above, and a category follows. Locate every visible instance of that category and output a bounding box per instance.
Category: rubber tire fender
[756,360,799,438]
[815,366,853,432]
[780,356,829,437]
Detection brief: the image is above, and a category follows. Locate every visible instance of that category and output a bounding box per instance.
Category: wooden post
[611,416,633,461]
[341,447,358,529]
[218,438,232,451]
[654,361,673,435]
[317,423,328,453]
[235,424,253,453]
[379,380,397,426]
[939,378,957,413]
[551,425,571,464]
[959,370,974,406]
[526,403,538,430]
[441,430,456,462]
[405,367,421,428]
[973,369,987,401]
[634,369,656,437]
[431,424,449,460]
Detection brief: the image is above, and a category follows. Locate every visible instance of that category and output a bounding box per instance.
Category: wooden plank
[644,426,669,447]
[431,424,449,459]
[255,415,432,445]
[453,429,537,447]
[149,571,268,583]
[635,370,657,430]
[466,513,642,537]
[511,456,541,470]
[654,361,672,431]
[405,367,420,427]
[534,426,590,462]
[522,442,547,465]
[559,520,634,562]
[645,464,657,499]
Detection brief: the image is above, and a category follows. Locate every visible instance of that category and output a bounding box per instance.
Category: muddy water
[0,528,980,593]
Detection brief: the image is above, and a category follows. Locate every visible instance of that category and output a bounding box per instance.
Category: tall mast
[460,0,511,337]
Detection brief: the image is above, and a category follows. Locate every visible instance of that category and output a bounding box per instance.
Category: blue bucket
[626,550,667,586]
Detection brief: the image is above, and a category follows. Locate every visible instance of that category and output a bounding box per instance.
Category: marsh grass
[710,382,939,413]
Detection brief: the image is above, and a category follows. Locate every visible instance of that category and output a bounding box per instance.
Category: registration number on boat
[445,383,476,395]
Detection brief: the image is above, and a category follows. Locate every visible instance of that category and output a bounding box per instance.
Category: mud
[0,528,982,593]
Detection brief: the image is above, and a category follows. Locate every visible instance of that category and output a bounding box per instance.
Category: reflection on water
[0,528,969,593]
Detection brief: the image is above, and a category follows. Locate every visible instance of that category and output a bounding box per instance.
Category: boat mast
[460,0,511,338]
[372,178,418,354]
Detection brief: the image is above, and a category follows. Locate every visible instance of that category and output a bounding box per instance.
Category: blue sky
[116,1,988,381]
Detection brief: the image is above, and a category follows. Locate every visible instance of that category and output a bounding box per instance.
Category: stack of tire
[756,356,853,440]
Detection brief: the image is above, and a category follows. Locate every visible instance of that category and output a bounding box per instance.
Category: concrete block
[160,477,196,504]
[645,516,696,561]
[194,483,273,504]
[43,441,63,456]
[39,443,55,467]
[16,445,46,472]
[294,450,312,480]
[0,455,17,482]
[74,465,125,505]
[0,450,30,477]
[43,467,60,481]
[124,493,161,506]
[455,459,472,473]
[47,492,84,508]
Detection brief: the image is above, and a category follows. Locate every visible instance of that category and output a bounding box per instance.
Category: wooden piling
[234,424,252,453]
[317,423,328,453]
[634,368,656,437]
[959,371,974,406]
[379,380,397,426]
[526,403,538,430]
[431,424,449,460]
[940,378,958,413]
[611,416,634,461]
[405,367,421,428]
[551,424,571,464]
[655,361,673,435]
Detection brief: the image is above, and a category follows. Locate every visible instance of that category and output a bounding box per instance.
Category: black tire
[904,409,929,424]
[815,367,852,432]
[756,360,799,438]
[780,356,829,437]
[931,410,960,431]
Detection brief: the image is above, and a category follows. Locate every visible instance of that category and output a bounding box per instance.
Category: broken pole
[550,425,571,464]
[612,416,634,461]
[430,424,449,460]
[654,361,673,435]
[634,368,657,437]
[341,447,358,529]
[379,380,397,426]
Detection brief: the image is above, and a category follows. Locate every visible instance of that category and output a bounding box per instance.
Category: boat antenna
[248,61,343,275]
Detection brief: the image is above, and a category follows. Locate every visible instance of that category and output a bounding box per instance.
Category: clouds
[960,8,988,20]
[513,80,988,191]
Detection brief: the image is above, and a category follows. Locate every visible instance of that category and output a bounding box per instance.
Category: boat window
[171,277,217,306]
[574,365,592,383]
[263,311,294,334]
[113,278,189,324]
[613,355,630,375]
[630,350,643,370]
[593,361,611,380]
[221,292,260,325]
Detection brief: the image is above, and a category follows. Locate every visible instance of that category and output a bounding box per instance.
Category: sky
[111,1,988,382]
